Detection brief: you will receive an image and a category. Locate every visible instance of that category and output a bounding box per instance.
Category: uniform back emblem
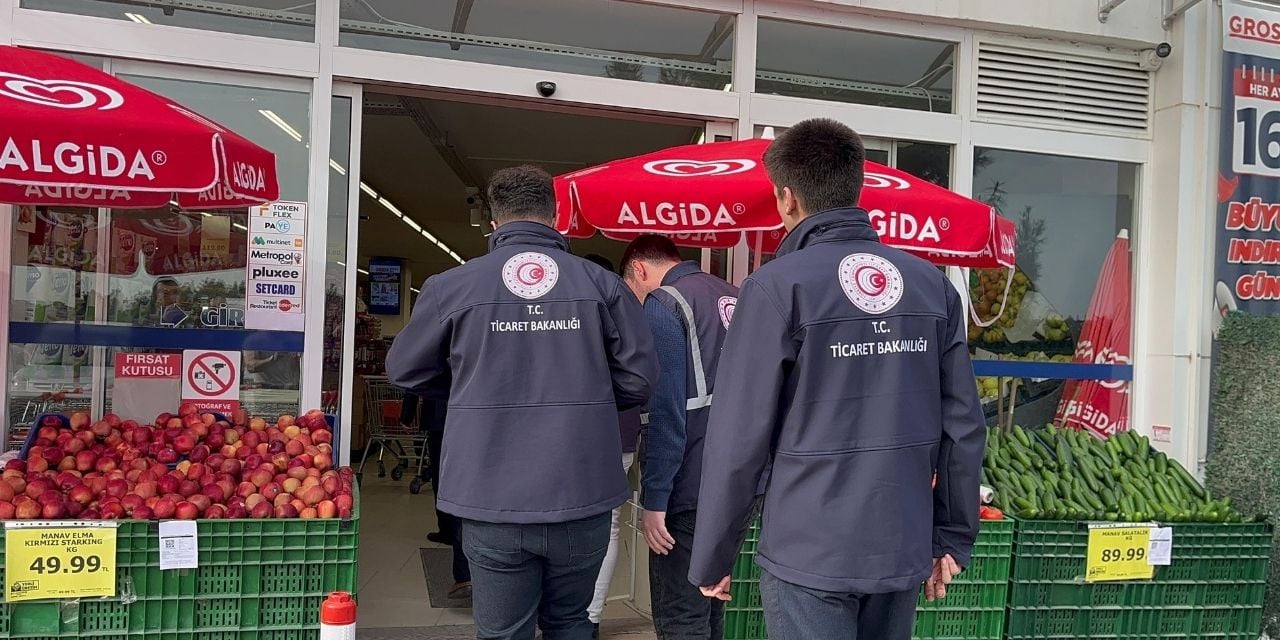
[502,252,560,300]
[717,296,737,329]
[838,253,904,314]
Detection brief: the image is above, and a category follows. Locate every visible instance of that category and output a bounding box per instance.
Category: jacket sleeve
[385,281,452,399]
[640,298,688,512]
[603,279,658,411]
[932,283,987,568]
[689,278,795,587]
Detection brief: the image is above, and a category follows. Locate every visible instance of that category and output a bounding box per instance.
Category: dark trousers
[649,509,724,640]
[462,512,611,640]
[428,430,470,583]
[759,568,917,640]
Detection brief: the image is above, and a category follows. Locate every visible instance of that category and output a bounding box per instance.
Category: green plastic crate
[723,518,1013,640]
[0,487,359,640]
[1006,520,1272,639]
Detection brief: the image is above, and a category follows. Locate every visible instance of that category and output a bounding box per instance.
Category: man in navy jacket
[386,165,657,640]
[688,120,986,639]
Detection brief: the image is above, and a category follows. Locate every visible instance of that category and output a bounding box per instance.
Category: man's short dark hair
[620,234,682,279]
[487,165,556,225]
[583,253,615,273]
[762,118,865,215]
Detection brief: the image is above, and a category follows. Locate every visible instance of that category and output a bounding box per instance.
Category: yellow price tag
[1085,523,1154,583]
[4,522,118,602]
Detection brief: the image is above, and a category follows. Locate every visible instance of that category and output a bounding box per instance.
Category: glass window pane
[323,97,353,416]
[20,0,315,41]
[756,19,955,113]
[895,141,950,187]
[339,0,733,89]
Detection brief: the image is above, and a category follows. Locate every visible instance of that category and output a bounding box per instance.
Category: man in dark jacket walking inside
[387,165,657,640]
[621,234,739,639]
[688,119,986,640]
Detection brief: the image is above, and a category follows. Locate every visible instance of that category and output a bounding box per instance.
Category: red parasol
[0,45,279,209]
[1055,230,1131,438]
[556,137,1015,269]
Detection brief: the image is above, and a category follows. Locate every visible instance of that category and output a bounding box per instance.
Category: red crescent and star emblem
[838,253,904,314]
[502,252,559,300]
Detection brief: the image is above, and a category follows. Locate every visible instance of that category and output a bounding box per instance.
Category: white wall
[809,0,1166,45]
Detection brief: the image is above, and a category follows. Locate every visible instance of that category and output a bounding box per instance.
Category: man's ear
[490,221,497,231]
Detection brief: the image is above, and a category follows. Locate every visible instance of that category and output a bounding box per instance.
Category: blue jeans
[462,513,611,640]
[760,568,917,640]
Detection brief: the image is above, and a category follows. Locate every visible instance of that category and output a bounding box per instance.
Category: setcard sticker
[245,201,306,331]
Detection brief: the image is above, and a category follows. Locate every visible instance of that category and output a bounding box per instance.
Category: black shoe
[427,531,456,545]
[592,623,599,639]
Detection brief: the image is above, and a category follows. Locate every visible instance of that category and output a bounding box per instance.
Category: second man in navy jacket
[386,166,657,640]
[621,234,740,639]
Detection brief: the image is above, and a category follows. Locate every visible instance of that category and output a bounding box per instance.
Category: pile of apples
[3,404,355,521]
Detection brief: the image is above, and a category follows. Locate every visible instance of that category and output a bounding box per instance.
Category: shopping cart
[356,376,428,494]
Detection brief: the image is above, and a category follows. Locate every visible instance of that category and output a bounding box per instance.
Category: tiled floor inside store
[356,471,656,639]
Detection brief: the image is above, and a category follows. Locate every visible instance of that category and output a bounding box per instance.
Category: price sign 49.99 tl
[4,521,117,602]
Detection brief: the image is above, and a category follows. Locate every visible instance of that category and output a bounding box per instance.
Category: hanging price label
[4,522,118,602]
[1085,523,1154,583]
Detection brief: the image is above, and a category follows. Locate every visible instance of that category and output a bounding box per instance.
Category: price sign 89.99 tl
[1085,523,1154,583]
[4,521,117,602]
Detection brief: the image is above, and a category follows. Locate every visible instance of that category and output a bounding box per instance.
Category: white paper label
[158,521,199,570]
[1147,527,1173,566]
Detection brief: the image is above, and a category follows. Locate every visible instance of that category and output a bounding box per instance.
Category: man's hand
[642,510,675,555]
[924,554,962,601]
[699,576,732,601]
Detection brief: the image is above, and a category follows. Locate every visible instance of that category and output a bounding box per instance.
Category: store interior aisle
[355,473,655,638]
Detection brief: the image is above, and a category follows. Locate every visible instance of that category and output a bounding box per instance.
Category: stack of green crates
[723,518,1013,640]
[1006,520,1272,639]
[0,490,359,640]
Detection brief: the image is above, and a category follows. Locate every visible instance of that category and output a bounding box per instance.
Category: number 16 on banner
[1233,65,1280,178]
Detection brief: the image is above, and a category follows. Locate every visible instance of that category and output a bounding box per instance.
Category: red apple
[64,438,85,455]
[173,501,198,520]
[274,503,299,519]
[236,482,258,499]
[94,457,118,474]
[100,502,125,519]
[286,466,309,482]
[205,504,227,519]
[86,476,107,496]
[271,453,290,473]
[225,504,248,519]
[173,434,197,455]
[0,502,16,520]
[41,501,66,519]
[91,421,112,438]
[300,486,327,508]
[15,500,40,520]
[27,457,48,474]
[317,500,338,519]
[166,417,184,430]
[261,483,282,501]
[155,448,178,465]
[69,412,90,430]
[5,460,25,473]
[106,479,129,499]
[121,494,144,514]
[220,459,242,478]
[131,505,153,520]
[311,429,332,446]
[224,429,241,445]
[249,502,272,519]
[314,453,333,473]
[178,480,199,498]
[25,478,51,500]
[179,402,199,417]
[152,498,176,519]
[188,494,212,513]
[185,463,207,482]
[0,481,14,503]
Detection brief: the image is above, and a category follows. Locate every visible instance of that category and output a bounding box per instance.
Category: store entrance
[346,90,712,630]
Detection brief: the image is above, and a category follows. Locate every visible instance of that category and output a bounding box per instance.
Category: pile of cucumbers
[983,425,1253,523]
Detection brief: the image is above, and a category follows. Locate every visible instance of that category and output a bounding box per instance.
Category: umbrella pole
[752,233,763,272]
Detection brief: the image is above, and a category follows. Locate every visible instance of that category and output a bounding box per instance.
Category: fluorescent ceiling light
[336,261,346,267]
[124,12,152,24]
[259,109,302,142]
[357,268,369,275]
[262,111,467,266]
[232,223,247,231]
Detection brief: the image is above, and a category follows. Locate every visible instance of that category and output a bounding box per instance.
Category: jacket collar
[661,260,702,286]
[774,208,880,258]
[488,221,570,253]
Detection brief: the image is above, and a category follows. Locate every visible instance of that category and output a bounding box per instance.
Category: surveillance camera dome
[1156,42,1172,58]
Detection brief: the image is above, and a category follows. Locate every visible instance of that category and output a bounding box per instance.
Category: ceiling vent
[975,40,1151,136]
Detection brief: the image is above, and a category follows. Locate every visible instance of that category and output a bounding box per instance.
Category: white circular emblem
[863,172,911,190]
[717,296,737,329]
[643,159,755,177]
[0,71,124,110]
[502,252,559,300]
[838,253,904,315]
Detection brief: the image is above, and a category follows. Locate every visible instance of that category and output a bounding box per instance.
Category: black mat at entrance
[420,547,473,609]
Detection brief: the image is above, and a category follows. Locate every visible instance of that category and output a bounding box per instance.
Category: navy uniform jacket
[688,208,986,594]
[386,221,658,524]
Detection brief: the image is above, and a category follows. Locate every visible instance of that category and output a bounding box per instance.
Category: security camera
[1139,47,1168,71]
[536,81,557,98]
[1156,42,1173,58]
[466,195,481,207]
